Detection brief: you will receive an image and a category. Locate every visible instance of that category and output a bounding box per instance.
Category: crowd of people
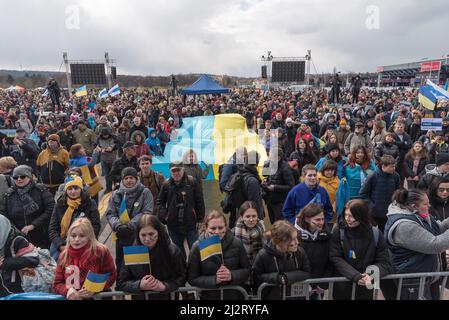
[1,83,449,300]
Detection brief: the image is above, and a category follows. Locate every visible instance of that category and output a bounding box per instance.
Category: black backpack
[220,171,247,214]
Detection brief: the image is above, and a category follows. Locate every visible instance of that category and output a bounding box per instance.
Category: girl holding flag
[53,218,116,300]
[117,214,186,300]
[188,211,250,300]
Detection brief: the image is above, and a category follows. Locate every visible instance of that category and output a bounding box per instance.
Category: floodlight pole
[63,52,72,94]
[105,52,112,89]
[306,50,311,86]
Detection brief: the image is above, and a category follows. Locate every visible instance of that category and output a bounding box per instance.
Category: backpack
[11,237,57,293]
[220,171,247,214]
[339,226,380,249]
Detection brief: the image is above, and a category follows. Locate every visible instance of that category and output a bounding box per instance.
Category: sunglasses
[438,188,449,193]
[13,175,28,180]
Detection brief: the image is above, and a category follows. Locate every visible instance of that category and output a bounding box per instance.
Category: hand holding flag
[199,235,223,262]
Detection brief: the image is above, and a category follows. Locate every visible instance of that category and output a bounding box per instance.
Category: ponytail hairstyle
[392,189,427,211]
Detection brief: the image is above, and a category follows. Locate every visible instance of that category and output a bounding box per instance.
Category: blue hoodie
[145,128,163,156]
[282,182,333,224]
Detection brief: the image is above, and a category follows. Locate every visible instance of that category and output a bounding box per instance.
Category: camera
[176,202,185,224]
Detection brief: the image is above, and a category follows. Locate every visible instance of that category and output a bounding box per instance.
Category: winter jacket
[374,142,400,163]
[139,170,166,210]
[296,225,333,284]
[316,156,345,179]
[403,156,428,179]
[0,183,54,248]
[237,165,264,219]
[48,193,101,250]
[128,124,149,139]
[0,228,39,297]
[106,182,154,234]
[343,161,376,199]
[53,244,117,297]
[109,155,139,185]
[359,167,400,219]
[73,128,97,155]
[145,128,163,156]
[289,149,318,172]
[253,240,310,300]
[131,131,151,158]
[318,173,340,212]
[57,129,75,152]
[282,183,333,224]
[96,131,119,164]
[393,133,412,162]
[330,220,392,300]
[36,146,70,188]
[344,133,373,155]
[385,202,449,277]
[187,231,250,300]
[429,194,449,222]
[117,240,186,299]
[10,138,40,173]
[183,164,210,192]
[418,166,449,190]
[156,173,205,233]
[262,160,295,204]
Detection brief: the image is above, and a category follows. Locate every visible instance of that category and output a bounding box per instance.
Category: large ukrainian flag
[151,114,268,179]
[419,80,449,110]
[199,235,222,261]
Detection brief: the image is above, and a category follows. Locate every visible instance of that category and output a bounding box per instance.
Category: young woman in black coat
[429,177,449,222]
[295,203,333,299]
[188,211,250,300]
[48,176,101,262]
[404,142,429,189]
[330,199,393,300]
[117,214,186,300]
[253,220,310,300]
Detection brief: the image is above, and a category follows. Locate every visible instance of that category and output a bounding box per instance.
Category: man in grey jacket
[106,167,153,273]
[418,153,449,190]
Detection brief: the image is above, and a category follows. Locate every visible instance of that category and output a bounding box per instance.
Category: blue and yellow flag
[348,250,357,260]
[419,80,449,110]
[123,246,150,266]
[199,235,222,261]
[75,85,88,97]
[83,271,110,293]
[119,194,130,224]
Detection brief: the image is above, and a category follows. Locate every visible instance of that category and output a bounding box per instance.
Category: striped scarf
[233,218,265,264]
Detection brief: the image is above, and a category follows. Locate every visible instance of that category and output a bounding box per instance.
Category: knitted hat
[122,141,135,150]
[121,167,138,179]
[47,134,60,143]
[339,119,347,126]
[12,165,33,179]
[64,175,84,191]
[436,153,449,167]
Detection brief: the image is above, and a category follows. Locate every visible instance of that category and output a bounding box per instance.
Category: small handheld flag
[348,250,357,260]
[199,235,222,262]
[75,85,88,97]
[123,246,150,266]
[108,84,120,97]
[119,194,130,224]
[83,271,110,293]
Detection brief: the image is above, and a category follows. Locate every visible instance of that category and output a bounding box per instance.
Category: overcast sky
[0,0,447,77]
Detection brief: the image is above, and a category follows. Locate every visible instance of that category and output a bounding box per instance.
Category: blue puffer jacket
[343,160,376,199]
[145,128,163,156]
[359,167,401,218]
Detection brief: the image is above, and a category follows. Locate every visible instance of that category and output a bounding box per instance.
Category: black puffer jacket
[48,192,101,250]
[262,160,296,204]
[403,156,428,179]
[329,219,392,300]
[253,240,310,300]
[297,226,333,283]
[157,173,205,233]
[109,155,139,185]
[0,228,39,297]
[374,142,400,163]
[0,183,54,248]
[238,165,264,219]
[187,231,250,300]
[117,237,186,300]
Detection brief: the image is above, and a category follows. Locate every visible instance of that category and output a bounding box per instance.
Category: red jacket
[53,244,117,296]
[135,143,151,158]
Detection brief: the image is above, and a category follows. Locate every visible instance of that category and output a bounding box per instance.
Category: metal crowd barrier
[91,271,449,301]
[257,271,449,300]
[93,285,249,300]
